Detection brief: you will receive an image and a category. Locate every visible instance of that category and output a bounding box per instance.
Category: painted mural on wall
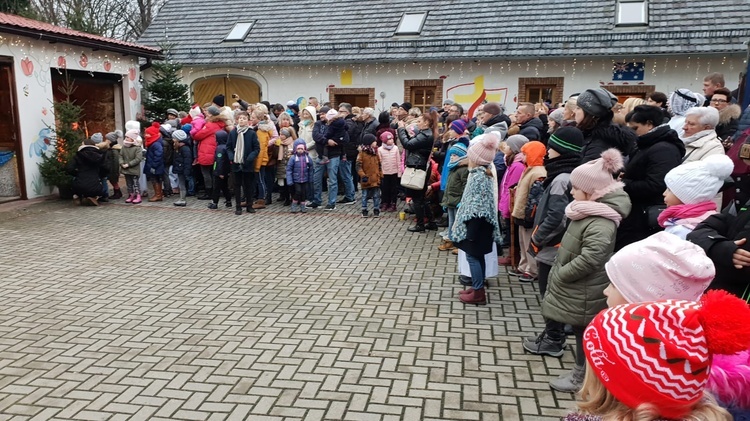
[0,34,142,197]
[446,76,508,119]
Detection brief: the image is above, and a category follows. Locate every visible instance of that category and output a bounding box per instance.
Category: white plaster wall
[0,34,143,199]
[175,54,745,113]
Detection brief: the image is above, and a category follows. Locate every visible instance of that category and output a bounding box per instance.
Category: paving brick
[0,199,581,420]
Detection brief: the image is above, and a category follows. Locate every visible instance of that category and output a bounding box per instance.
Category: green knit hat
[548,126,584,155]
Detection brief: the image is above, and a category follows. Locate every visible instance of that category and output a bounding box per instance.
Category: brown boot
[459,287,486,305]
[148,182,163,202]
[251,199,266,209]
[438,240,454,251]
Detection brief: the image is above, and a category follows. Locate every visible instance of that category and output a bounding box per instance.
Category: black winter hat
[362,133,378,146]
[399,102,412,112]
[213,94,225,107]
[548,126,584,156]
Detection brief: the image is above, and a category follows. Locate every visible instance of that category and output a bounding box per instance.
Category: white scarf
[236,126,248,164]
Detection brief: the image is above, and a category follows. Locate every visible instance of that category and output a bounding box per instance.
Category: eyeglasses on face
[711,99,728,104]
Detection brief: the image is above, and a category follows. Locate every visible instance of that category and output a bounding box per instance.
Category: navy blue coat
[227,128,260,173]
[144,139,164,176]
[172,141,193,177]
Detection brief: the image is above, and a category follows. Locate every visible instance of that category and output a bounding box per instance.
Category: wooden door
[0,59,24,199]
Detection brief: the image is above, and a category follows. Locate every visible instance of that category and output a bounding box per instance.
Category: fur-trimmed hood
[719,103,742,125]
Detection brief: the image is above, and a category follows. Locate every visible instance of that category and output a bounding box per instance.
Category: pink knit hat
[467,134,498,166]
[569,148,624,199]
[605,231,715,303]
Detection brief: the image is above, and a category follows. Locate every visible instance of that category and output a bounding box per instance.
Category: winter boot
[149,183,163,202]
[438,240,454,251]
[197,189,212,200]
[132,192,142,204]
[459,288,474,295]
[522,330,566,358]
[124,193,134,203]
[300,202,307,213]
[252,199,266,209]
[290,201,299,213]
[549,364,585,393]
[459,287,486,305]
[407,224,426,233]
[109,188,123,200]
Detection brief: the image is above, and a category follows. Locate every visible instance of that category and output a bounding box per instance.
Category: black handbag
[644,205,667,229]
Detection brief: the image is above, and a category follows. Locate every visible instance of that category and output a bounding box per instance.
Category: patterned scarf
[451,167,501,244]
[235,125,248,164]
[565,200,623,226]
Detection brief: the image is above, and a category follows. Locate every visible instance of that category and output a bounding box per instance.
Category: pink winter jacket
[499,154,526,219]
[378,146,402,176]
[190,115,206,138]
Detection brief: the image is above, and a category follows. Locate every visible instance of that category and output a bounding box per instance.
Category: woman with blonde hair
[613,97,646,125]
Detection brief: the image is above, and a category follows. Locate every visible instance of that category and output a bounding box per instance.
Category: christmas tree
[38,75,85,194]
[143,48,190,121]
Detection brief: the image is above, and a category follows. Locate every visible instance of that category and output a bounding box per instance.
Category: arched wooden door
[192,76,260,106]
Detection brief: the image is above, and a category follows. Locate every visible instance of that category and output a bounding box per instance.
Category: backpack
[522,177,546,228]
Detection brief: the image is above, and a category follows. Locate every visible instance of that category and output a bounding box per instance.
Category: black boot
[108,188,122,200]
[407,224,426,233]
[197,188,212,200]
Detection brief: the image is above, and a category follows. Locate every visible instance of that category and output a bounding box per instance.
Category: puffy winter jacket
[580,123,637,164]
[172,141,193,177]
[144,136,164,176]
[192,117,225,166]
[398,127,434,170]
[67,145,107,197]
[119,144,143,176]
[542,189,632,326]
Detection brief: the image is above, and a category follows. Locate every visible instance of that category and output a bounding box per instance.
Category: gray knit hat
[207,105,221,116]
[105,130,122,143]
[577,88,618,118]
[172,130,187,141]
[506,134,529,153]
[90,132,103,143]
[166,108,179,117]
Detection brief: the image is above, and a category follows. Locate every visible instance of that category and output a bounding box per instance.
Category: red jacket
[192,118,226,166]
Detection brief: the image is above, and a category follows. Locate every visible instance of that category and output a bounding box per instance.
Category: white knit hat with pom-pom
[665,154,733,204]
[570,148,625,199]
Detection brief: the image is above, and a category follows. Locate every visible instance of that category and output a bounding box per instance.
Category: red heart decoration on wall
[128,67,136,81]
[21,57,33,76]
[103,60,111,72]
[57,56,67,69]
[79,53,88,68]
[129,87,137,101]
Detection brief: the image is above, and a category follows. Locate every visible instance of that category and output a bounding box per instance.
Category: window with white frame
[395,12,427,35]
[616,0,648,26]
[224,21,255,41]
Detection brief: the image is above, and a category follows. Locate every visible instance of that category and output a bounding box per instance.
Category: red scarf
[657,201,717,228]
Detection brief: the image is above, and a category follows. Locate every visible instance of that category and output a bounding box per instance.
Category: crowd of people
[63,71,750,420]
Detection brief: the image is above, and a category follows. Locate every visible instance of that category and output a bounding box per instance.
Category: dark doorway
[334,94,369,108]
[51,69,123,138]
[0,57,24,201]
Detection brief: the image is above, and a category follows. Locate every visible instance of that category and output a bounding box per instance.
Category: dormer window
[224,21,255,41]
[616,0,648,26]
[395,12,427,35]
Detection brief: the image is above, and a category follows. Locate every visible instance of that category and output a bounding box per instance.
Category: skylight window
[225,21,254,41]
[395,12,427,35]
[616,0,648,26]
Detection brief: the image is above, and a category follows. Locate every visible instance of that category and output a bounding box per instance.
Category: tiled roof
[139,0,750,65]
[0,12,161,58]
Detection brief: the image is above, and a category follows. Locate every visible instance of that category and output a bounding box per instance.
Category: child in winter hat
[286,138,313,213]
[603,231,715,306]
[659,154,733,239]
[535,149,632,394]
[452,134,502,305]
[377,131,401,212]
[511,141,547,281]
[569,290,750,421]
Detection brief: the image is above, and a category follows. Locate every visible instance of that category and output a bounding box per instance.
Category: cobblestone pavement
[0,193,577,420]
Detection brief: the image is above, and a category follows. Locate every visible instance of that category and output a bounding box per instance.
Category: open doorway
[328,88,375,110]
[0,57,24,201]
